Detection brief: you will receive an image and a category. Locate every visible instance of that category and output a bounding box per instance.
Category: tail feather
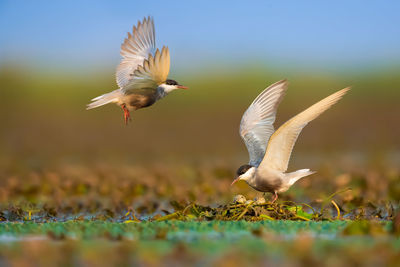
[86,90,121,110]
[285,169,316,185]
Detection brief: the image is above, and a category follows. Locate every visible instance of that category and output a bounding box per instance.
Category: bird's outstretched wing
[116,16,156,89]
[122,46,170,93]
[259,87,350,172]
[239,80,288,166]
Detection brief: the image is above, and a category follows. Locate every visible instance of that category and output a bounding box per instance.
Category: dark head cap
[165,79,179,85]
[236,164,253,176]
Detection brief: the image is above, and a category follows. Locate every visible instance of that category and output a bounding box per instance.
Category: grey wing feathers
[116,16,156,89]
[259,87,350,172]
[122,46,170,93]
[240,80,288,166]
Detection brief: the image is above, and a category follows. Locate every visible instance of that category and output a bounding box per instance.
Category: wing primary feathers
[116,16,156,89]
[259,87,350,172]
[122,46,171,92]
[239,80,288,166]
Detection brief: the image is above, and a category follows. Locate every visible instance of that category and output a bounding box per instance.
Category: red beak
[231,177,240,186]
[177,85,189,89]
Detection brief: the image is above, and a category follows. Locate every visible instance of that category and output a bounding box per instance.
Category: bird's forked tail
[86,89,121,110]
[285,169,316,186]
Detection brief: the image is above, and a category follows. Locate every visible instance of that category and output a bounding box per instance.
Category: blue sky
[0,0,399,72]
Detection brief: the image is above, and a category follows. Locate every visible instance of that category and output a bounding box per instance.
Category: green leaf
[287,206,313,220]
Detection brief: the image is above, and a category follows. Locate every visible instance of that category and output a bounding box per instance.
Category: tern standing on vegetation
[231,80,350,202]
[87,17,188,124]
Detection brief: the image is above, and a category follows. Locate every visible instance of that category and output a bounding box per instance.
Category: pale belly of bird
[246,169,286,193]
[124,93,157,110]
[248,177,282,193]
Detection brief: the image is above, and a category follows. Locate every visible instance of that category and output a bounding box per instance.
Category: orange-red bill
[231,177,240,186]
[177,85,189,89]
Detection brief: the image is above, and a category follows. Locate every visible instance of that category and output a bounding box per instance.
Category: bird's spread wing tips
[259,87,350,172]
[239,80,289,166]
[160,46,170,82]
[137,46,170,84]
[116,16,156,89]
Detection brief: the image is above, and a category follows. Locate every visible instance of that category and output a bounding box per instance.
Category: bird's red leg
[271,191,278,203]
[121,104,131,125]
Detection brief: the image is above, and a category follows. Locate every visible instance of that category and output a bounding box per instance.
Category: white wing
[259,87,350,172]
[116,16,156,89]
[240,80,288,166]
[122,46,170,93]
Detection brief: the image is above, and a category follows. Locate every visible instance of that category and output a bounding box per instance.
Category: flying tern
[231,80,350,202]
[87,16,188,124]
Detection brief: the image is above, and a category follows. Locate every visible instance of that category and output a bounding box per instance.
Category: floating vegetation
[153,193,396,222]
[0,192,396,223]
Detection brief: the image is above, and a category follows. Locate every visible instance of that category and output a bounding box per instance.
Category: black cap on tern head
[236,164,253,176]
[164,79,188,89]
[165,79,179,85]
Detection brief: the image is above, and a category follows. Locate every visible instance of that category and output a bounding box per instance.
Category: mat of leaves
[0,193,396,223]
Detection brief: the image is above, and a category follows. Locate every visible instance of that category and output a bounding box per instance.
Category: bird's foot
[271,191,278,203]
[121,104,131,125]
